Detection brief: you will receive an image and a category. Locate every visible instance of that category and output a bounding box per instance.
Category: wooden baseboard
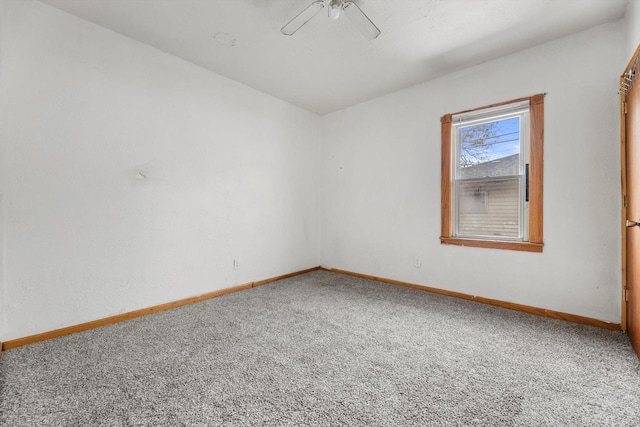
[3,264,619,351]
[322,267,622,331]
[1,266,321,351]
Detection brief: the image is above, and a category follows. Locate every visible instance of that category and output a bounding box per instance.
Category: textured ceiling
[39,0,629,114]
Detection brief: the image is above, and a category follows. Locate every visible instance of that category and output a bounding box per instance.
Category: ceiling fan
[281,0,381,40]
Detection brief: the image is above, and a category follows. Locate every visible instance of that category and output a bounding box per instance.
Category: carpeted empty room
[3,0,640,425]
[1,271,639,425]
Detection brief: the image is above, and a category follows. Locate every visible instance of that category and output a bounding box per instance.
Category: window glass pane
[458,117,520,178]
[457,178,521,238]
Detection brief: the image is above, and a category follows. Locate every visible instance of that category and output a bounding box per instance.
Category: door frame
[621,44,640,331]
[621,69,628,332]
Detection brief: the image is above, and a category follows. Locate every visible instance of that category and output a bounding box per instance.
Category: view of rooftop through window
[459,117,520,168]
[454,113,525,240]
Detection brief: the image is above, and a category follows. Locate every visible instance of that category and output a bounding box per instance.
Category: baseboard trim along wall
[323,267,622,331]
[1,266,321,351]
[3,264,620,351]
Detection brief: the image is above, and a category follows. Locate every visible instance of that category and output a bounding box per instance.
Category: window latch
[525,163,529,202]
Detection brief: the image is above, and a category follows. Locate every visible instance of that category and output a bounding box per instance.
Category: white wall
[321,22,624,323]
[0,1,629,343]
[626,0,640,60]
[0,0,321,341]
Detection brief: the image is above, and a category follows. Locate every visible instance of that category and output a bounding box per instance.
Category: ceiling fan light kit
[281,0,381,40]
[328,0,342,19]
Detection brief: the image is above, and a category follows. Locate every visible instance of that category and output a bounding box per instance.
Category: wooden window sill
[440,237,543,252]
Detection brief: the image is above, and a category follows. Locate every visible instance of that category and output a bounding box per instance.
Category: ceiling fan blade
[281,1,325,36]
[343,1,381,40]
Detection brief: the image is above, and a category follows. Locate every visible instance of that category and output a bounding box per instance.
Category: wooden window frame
[440,94,544,253]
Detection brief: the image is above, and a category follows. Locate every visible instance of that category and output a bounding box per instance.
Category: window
[440,95,544,252]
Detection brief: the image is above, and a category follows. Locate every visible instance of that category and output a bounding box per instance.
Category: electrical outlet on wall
[233,259,239,270]
[414,258,422,268]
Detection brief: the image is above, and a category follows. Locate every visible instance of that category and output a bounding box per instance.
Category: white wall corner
[0,0,322,341]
